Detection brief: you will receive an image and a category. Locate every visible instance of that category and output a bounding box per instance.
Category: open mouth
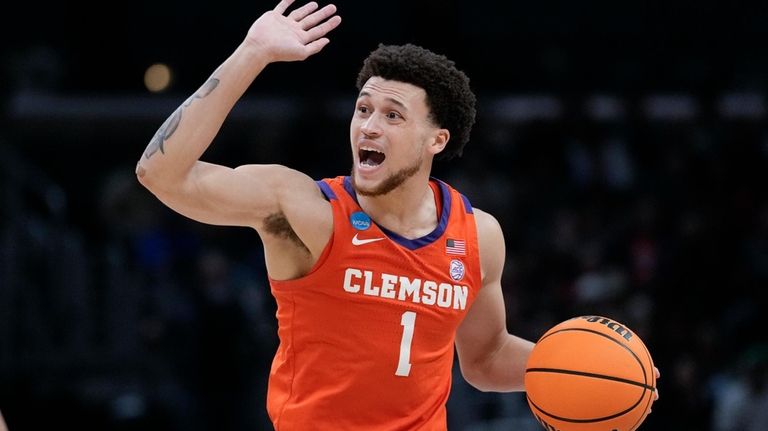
[359,147,386,167]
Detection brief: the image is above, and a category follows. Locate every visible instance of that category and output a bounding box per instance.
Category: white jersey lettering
[437,283,452,308]
[363,270,378,296]
[343,267,470,310]
[421,281,437,305]
[398,276,421,303]
[343,268,362,293]
[380,273,398,299]
[453,285,468,310]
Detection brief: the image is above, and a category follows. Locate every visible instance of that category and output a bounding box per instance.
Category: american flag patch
[446,238,466,255]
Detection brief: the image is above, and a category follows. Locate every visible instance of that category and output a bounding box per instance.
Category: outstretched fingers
[304,14,341,43]
[304,37,331,57]
[299,3,337,30]
[266,0,340,58]
[273,0,296,15]
[288,1,319,21]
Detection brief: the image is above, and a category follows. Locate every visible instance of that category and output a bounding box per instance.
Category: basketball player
[136,0,535,428]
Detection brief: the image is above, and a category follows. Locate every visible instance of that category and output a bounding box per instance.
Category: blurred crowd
[1,94,767,430]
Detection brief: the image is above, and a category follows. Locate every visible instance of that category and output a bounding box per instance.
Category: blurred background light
[144,63,172,93]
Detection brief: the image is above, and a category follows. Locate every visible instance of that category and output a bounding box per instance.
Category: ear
[427,129,450,156]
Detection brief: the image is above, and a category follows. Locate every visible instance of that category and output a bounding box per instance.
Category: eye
[386,111,402,120]
[357,105,369,114]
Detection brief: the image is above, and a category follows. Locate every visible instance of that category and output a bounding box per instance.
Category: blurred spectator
[713,347,768,431]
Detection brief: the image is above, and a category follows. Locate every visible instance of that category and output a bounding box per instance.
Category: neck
[357,171,438,239]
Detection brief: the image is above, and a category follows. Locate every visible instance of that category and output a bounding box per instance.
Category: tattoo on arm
[144,107,181,158]
[142,77,221,160]
[183,77,219,107]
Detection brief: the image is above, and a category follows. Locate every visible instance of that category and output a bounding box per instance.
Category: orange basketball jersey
[267,176,482,430]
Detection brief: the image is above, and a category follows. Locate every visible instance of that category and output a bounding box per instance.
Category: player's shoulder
[471,207,505,253]
[433,179,502,240]
[471,207,502,234]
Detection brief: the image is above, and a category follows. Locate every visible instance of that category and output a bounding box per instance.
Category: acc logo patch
[449,259,465,281]
[350,211,372,230]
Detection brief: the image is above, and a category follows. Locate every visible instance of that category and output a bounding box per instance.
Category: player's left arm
[455,208,535,392]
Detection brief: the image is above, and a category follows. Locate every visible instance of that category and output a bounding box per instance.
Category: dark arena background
[1,0,767,430]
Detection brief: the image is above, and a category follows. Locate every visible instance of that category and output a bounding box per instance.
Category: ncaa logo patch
[350,211,372,230]
[449,259,465,281]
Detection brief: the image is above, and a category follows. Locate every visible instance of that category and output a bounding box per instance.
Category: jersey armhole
[267,181,338,286]
[310,179,337,274]
[299,181,337,276]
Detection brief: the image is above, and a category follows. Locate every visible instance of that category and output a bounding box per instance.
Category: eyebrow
[358,91,408,111]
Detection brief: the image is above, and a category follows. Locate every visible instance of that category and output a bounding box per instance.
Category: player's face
[349,77,446,196]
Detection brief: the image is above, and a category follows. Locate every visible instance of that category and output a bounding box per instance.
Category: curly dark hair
[356,44,477,160]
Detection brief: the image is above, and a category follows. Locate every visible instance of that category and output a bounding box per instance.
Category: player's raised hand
[245,0,341,62]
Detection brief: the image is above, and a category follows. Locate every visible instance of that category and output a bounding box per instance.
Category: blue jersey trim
[316,180,337,201]
[460,193,474,214]
[341,176,451,251]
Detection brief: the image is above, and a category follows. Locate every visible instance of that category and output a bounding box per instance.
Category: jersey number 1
[395,311,416,377]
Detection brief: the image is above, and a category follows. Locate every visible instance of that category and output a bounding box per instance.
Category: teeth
[360,146,383,153]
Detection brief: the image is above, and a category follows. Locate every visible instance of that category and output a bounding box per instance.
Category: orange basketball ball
[525,315,657,431]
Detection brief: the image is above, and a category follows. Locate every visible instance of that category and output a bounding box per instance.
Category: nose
[360,114,382,137]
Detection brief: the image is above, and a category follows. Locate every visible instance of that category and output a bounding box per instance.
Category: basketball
[524,315,657,431]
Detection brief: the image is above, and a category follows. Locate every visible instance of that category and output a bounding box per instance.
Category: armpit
[263,212,310,253]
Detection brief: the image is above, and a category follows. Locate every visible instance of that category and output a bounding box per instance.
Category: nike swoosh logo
[352,233,385,246]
